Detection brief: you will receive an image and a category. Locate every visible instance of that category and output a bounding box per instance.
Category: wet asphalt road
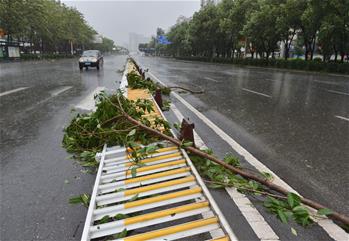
[0,55,126,241]
[1,55,348,241]
[135,56,349,217]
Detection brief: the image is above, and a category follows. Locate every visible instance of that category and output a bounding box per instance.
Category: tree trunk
[121,106,349,227]
[304,45,308,61]
[310,38,316,60]
[284,46,289,60]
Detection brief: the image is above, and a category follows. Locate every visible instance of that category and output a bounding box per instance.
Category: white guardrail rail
[81,139,236,241]
[81,60,236,241]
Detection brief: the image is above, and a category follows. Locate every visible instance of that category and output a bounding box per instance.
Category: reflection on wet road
[136,56,349,216]
[0,55,126,240]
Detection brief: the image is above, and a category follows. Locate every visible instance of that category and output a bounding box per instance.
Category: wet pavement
[1,54,348,241]
[135,56,349,218]
[0,55,127,241]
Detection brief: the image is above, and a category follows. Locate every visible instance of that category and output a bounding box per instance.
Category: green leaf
[291,227,297,236]
[277,209,288,224]
[261,172,273,181]
[129,193,139,202]
[113,228,128,239]
[181,141,193,148]
[69,196,82,204]
[99,215,110,224]
[127,129,136,137]
[69,194,90,207]
[292,206,309,216]
[287,193,301,208]
[145,145,157,153]
[131,167,137,177]
[209,184,224,189]
[173,123,181,130]
[317,208,333,216]
[81,194,90,207]
[114,213,128,220]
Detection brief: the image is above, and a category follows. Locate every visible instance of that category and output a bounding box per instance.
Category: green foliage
[127,71,171,95]
[145,0,349,63]
[162,100,171,111]
[173,123,181,130]
[0,0,100,55]
[180,140,193,148]
[175,56,349,74]
[189,150,252,191]
[114,213,128,220]
[129,194,139,202]
[190,149,316,229]
[69,194,90,207]
[264,194,313,226]
[317,208,333,216]
[112,228,128,239]
[98,215,110,224]
[62,92,170,166]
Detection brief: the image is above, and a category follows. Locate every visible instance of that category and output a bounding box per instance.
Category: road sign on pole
[157,35,172,45]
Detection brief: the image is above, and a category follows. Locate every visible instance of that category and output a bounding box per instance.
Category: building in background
[128,33,150,52]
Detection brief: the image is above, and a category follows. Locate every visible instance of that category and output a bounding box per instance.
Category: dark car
[79,50,103,70]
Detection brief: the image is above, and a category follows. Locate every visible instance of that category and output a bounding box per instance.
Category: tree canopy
[0,0,115,54]
[150,0,349,62]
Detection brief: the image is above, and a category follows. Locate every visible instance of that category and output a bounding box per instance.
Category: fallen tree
[111,91,349,229]
[63,59,348,233]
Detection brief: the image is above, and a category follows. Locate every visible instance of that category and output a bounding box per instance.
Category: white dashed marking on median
[335,115,349,122]
[145,69,348,241]
[170,103,279,241]
[0,87,29,97]
[242,88,272,98]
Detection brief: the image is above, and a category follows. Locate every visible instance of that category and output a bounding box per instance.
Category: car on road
[79,50,103,70]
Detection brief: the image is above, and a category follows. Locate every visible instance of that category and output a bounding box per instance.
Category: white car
[79,50,103,70]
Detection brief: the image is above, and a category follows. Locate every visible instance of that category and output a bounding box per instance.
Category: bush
[20,53,76,60]
[175,56,349,74]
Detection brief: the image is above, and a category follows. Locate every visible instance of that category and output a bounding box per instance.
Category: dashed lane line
[335,115,349,122]
[170,103,279,241]
[0,87,29,97]
[204,77,219,83]
[241,88,272,98]
[145,69,348,241]
[49,86,73,97]
[327,90,349,96]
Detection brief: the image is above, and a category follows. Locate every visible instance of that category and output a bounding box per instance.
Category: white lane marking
[204,77,219,83]
[21,86,73,113]
[50,86,72,97]
[0,87,29,97]
[225,188,279,240]
[327,90,349,96]
[335,115,349,122]
[171,103,279,240]
[75,87,105,112]
[146,69,348,241]
[242,88,272,98]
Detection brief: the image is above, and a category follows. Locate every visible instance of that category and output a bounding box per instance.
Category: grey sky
[63,1,200,47]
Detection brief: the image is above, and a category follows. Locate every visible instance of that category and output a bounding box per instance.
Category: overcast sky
[63,0,200,47]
